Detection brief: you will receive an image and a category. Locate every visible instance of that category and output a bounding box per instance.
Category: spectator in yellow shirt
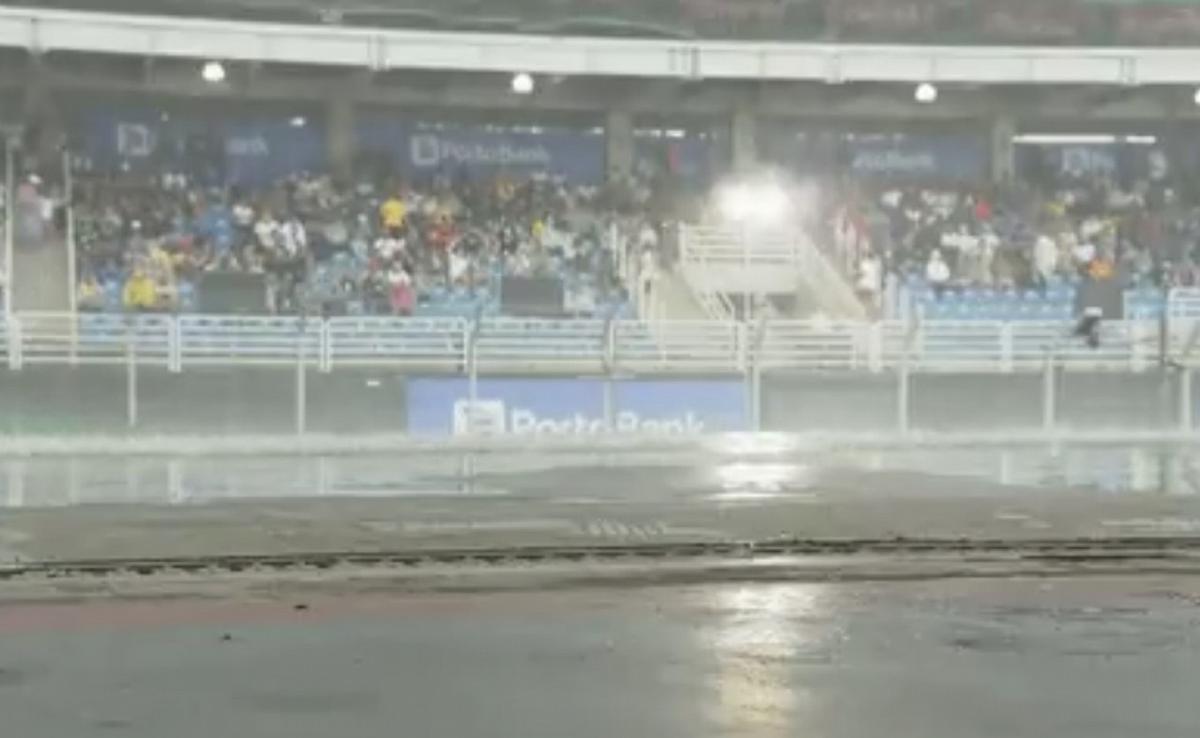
[380,193,406,236]
[122,269,157,312]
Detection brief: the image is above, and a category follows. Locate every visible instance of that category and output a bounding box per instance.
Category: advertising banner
[80,108,325,186]
[761,129,987,181]
[407,377,747,436]
[633,134,722,184]
[356,119,606,185]
[843,134,987,180]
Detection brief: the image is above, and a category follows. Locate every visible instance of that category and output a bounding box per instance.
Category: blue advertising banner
[356,119,606,185]
[633,134,722,184]
[407,377,747,436]
[843,134,988,180]
[762,128,987,181]
[79,108,326,186]
[1014,142,1175,184]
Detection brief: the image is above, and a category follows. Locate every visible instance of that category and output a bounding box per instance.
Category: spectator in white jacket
[926,249,950,298]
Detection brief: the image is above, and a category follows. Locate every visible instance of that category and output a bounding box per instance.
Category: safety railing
[326,317,467,372]
[177,314,322,370]
[474,318,608,371]
[1169,287,1200,319]
[0,311,1188,374]
[614,320,745,374]
[757,320,875,371]
[680,225,799,266]
[10,311,173,368]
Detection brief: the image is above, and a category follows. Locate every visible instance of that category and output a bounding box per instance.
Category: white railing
[327,317,467,372]
[1169,287,1200,319]
[680,225,799,266]
[0,311,1187,374]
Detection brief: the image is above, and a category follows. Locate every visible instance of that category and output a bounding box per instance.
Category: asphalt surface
[0,576,1198,737]
[3,442,1200,561]
[0,442,1199,736]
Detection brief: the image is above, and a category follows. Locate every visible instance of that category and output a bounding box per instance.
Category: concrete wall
[761,369,1183,435]
[0,366,1188,436]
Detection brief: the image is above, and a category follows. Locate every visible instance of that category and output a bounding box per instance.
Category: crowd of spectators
[824,169,1195,314]
[72,168,668,318]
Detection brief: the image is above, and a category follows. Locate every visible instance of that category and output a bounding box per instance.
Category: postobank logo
[407,378,746,437]
[409,133,552,169]
[850,149,936,173]
[452,399,706,436]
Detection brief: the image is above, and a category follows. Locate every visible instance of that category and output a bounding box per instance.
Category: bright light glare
[915,82,938,103]
[718,182,788,223]
[719,184,755,222]
[201,61,226,83]
[289,116,307,128]
[1193,87,1200,106]
[511,72,535,95]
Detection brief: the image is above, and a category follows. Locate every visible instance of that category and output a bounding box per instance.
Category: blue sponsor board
[356,119,606,185]
[1015,142,1175,184]
[633,134,723,184]
[79,108,325,186]
[844,134,987,180]
[407,377,747,436]
[762,128,987,181]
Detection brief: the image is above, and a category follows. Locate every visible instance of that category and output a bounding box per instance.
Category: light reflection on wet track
[3,442,1200,509]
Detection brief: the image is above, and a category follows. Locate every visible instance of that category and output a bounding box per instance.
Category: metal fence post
[168,314,182,372]
[1181,367,1193,433]
[467,320,478,435]
[64,149,77,316]
[604,318,617,430]
[126,322,138,429]
[295,315,307,436]
[319,318,332,373]
[999,322,1014,373]
[6,314,21,370]
[897,361,910,435]
[3,138,13,318]
[1042,354,1056,433]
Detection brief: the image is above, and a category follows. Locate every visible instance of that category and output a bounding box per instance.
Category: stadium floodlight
[290,116,307,128]
[718,180,788,224]
[201,61,226,83]
[719,183,755,222]
[915,82,938,103]
[511,72,535,95]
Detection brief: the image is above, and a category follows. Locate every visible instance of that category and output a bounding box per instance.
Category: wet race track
[4,440,1200,560]
[0,577,1198,737]
[2,441,1200,736]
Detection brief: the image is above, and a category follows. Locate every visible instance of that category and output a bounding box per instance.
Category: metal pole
[467,323,478,435]
[3,139,13,317]
[1042,357,1056,433]
[1181,367,1193,433]
[295,319,307,436]
[126,328,138,429]
[897,361,910,435]
[742,221,751,322]
[63,148,77,315]
[603,377,615,431]
[751,361,762,432]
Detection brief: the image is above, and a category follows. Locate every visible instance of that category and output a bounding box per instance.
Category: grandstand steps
[12,234,70,312]
[793,233,867,321]
[647,269,709,321]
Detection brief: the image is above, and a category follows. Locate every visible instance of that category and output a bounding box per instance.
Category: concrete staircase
[677,224,865,322]
[646,269,710,321]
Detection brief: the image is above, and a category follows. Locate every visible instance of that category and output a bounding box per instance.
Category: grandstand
[3,0,1200,424]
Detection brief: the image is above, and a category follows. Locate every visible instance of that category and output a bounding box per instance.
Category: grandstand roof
[8,0,1200,46]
